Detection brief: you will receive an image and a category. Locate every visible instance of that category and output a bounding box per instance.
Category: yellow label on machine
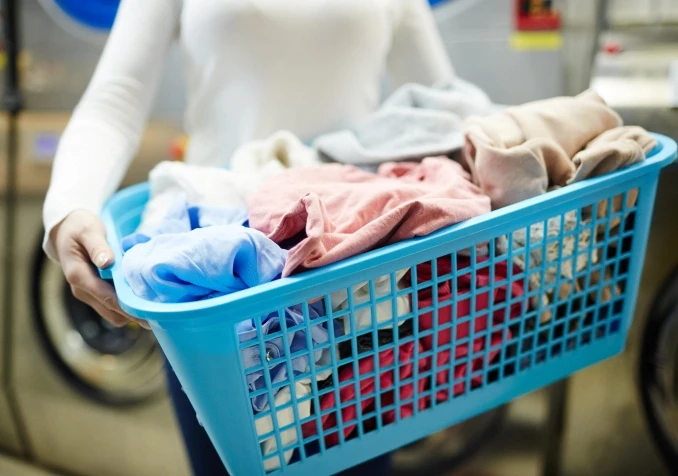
[510,31,562,51]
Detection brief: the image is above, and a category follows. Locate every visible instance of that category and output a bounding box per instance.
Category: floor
[1,361,667,476]
[0,455,59,476]
[2,260,674,476]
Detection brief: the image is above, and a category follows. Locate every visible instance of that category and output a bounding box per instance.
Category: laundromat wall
[9,0,678,125]
[0,0,582,200]
[11,0,185,120]
[8,0,572,116]
[3,2,678,476]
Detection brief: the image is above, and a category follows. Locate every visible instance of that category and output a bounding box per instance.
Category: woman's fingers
[74,283,151,330]
[64,259,132,324]
[79,221,115,269]
[53,210,151,330]
[132,318,152,330]
[85,296,130,328]
[66,259,152,329]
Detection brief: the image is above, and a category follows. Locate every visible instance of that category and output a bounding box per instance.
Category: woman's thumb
[81,226,114,269]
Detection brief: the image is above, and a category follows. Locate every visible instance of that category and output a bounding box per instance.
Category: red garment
[302,341,428,447]
[305,256,525,446]
[412,255,525,399]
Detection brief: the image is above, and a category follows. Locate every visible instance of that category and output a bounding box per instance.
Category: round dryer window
[37,0,120,42]
[32,238,165,406]
[640,265,678,472]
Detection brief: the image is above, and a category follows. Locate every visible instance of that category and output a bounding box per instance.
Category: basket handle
[98,214,120,282]
[99,264,113,281]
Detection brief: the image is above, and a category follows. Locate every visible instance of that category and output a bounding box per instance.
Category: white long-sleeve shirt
[42,0,453,259]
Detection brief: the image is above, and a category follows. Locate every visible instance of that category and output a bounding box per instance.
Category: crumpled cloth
[249,157,491,276]
[256,382,310,472]
[410,255,524,399]
[122,224,287,303]
[139,131,320,231]
[462,89,657,209]
[496,211,598,323]
[239,300,340,412]
[254,367,331,471]
[314,78,494,165]
[122,198,286,303]
[330,270,411,335]
[122,195,248,252]
[301,341,428,448]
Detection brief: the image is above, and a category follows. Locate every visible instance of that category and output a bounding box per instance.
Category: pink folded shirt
[248,157,491,276]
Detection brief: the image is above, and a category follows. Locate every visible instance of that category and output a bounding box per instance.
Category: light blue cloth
[122,225,287,303]
[122,199,285,303]
[122,198,249,252]
[239,300,342,412]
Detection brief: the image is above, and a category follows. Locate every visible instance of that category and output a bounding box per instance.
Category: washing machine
[0,1,191,475]
[0,115,26,459]
[433,0,564,104]
[6,113,189,476]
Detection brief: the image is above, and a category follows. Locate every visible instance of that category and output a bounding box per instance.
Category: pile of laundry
[120,80,656,471]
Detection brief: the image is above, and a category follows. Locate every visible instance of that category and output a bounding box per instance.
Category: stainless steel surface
[0,170,24,454]
[560,0,601,96]
[606,0,678,27]
[13,0,185,122]
[0,454,59,476]
[434,0,564,105]
[591,29,678,137]
[0,1,190,470]
[591,29,678,109]
[0,110,187,474]
[11,197,190,476]
[0,0,191,471]
[38,257,164,401]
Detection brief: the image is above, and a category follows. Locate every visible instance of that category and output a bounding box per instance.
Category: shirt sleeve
[42,0,181,261]
[387,0,455,88]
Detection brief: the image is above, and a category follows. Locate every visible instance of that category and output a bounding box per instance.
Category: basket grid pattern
[236,187,640,472]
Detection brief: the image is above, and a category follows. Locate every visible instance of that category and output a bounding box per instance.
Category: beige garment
[496,210,623,324]
[463,90,656,209]
[496,211,598,323]
[577,127,655,233]
[256,368,332,471]
[330,270,411,335]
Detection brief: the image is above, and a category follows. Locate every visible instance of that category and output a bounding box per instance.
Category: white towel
[255,369,331,471]
[139,131,320,230]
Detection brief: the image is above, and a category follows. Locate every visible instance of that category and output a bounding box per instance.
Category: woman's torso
[179,0,397,166]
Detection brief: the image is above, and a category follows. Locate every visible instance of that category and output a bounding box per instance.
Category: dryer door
[0,202,25,455]
[35,0,119,41]
[32,238,165,405]
[640,266,678,472]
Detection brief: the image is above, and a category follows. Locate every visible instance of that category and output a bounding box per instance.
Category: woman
[43,1,454,474]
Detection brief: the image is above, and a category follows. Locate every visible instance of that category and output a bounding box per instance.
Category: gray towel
[314,78,494,165]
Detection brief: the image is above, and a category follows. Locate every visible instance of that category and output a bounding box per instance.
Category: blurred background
[1,0,678,475]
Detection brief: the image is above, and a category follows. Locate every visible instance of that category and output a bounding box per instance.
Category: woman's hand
[51,210,150,329]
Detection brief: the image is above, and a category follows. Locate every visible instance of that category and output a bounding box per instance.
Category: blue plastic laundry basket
[100,134,676,475]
